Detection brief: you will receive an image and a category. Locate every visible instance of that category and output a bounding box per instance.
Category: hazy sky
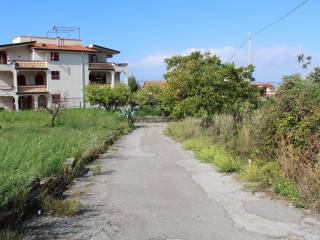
[1,0,318,84]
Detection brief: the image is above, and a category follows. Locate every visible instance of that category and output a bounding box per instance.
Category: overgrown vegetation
[42,197,81,216]
[0,229,20,240]
[0,109,130,217]
[165,52,320,211]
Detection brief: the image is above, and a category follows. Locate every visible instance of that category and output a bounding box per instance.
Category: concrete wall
[0,96,14,110]
[7,46,32,61]
[13,36,83,46]
[47,51,90,100]
[0,71,14,88]
[33,50,46,61]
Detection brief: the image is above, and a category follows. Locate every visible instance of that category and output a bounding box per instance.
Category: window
[17,75,26,85]
[51,71,60,80]
[89,54,97,63]
[35,74,45,85]
[50,52,59,61]
[51,94,61,104]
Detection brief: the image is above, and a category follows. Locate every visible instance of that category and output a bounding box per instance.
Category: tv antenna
[47,26,81,39]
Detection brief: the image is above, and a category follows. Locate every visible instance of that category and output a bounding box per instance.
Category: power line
[226,0,309,63]
[226,37,248,63]
[254,0,309,35]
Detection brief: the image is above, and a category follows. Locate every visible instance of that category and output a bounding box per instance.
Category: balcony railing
[17,85,48,94]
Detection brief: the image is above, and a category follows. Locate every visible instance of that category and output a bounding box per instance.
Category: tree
[85,84,131,111]
[128,75,140,93]
[163,51,259,119]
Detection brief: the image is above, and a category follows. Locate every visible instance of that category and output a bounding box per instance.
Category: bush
[134,85,167,117]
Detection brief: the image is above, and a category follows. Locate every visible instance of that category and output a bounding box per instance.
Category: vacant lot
[0,109,130,212]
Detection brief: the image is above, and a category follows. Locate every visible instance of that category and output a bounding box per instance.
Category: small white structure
[0,36,128,111]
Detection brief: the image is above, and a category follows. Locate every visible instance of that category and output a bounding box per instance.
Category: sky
[1,0,319,84]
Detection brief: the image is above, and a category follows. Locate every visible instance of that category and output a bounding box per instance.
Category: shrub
[85,84,131,110]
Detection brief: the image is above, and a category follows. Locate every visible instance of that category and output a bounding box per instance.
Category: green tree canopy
[128,75,140,93]
[163,51,259,119]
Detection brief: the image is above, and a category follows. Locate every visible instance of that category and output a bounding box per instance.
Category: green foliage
[167,120,242,173]
[128,75,140,93]
[134,85,169,117]
[0,109,130,212]
[164,51,259,119]
[85,84,131,110]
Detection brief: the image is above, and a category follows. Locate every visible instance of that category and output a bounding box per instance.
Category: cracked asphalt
[22,123,320,240]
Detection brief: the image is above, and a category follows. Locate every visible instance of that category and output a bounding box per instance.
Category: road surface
[23,123,320,240]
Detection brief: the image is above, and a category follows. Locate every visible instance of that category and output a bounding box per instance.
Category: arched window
[17,75,26,85]
[35,74,45,85]
[38,95,47,109]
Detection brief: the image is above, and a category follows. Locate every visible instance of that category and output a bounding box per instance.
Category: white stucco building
[0,36,128,110]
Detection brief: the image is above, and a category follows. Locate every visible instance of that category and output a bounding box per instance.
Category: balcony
[0,60,15,71]
[17,85,48,94]
[15,60,47,70]
[89,62,115,71]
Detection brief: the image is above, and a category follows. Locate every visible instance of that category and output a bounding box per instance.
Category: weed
[42,197,81,216]
[0,229,20,240]
[90,162,102,175]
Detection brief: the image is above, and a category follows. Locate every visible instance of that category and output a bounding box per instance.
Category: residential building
[252,83,276,98]
[0,36,128,111]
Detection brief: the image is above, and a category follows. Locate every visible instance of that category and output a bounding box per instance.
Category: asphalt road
[23,123,320,240]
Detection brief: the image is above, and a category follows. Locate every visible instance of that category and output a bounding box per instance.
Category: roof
[15,61,47,69]
[252,83,274,87]
[89,63,115,70]
[18,86,48,94]
[143,81,167,88]
[32,43,97,53]
[88,44,120,55]
[0,41,36,50]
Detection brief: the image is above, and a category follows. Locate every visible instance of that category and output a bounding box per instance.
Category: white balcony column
[14,95,19,111]
[13,70,18,90]
[34,95,38,109]
[111,71,115,88]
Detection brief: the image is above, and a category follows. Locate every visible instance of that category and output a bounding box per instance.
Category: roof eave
[89,44,120,55]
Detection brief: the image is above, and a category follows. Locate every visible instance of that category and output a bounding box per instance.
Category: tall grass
[167,116,307,208]
[0,109,130,211]
[167,118,242,173]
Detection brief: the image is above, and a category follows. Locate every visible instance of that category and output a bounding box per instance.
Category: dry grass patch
[42,197,81,217]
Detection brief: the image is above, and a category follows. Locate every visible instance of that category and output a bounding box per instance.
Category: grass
[0,229,21,240]
[183,136,242,173]
[167,119,307,208]
[0,109,130,212]
[167,120,242,173]
[42,197,81,216]
[89,161,102,175]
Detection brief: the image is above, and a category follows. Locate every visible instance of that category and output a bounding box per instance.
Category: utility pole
[248,32,252,65]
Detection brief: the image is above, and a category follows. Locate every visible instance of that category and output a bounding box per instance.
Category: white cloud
[129,46,319,83]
